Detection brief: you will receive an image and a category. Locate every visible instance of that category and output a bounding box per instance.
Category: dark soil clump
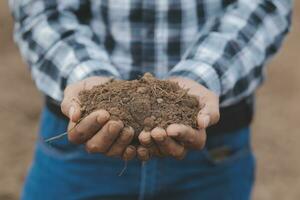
[78,73,201,141]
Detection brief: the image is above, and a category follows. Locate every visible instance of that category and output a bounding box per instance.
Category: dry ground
[0,1,299,200]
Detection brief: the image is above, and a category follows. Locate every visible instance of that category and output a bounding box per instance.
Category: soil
[78,73,201,138]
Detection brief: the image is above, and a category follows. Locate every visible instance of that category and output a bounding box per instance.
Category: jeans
[21,107,255,200]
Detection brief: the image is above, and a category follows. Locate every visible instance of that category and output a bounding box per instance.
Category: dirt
[1,1,300,200]
[79,73,201,139]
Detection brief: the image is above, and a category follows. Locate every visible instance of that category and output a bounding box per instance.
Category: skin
[61,76,136,161]
[137,77,220,161]
[61,76,219,162]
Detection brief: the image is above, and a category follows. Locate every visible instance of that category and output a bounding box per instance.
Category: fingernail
[202,115,210,128]
[69,106,75,121]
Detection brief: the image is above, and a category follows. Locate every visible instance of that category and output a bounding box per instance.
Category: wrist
[167,59,222,96]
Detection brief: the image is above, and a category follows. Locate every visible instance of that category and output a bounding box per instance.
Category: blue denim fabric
[21,107,255,200]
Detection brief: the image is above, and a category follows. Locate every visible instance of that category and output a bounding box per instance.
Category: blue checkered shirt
[9,0,292,106]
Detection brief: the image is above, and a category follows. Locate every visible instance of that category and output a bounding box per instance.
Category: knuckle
[175,149,186,160]
[137,148,148,159]
[118,137,129,146]
[108,121,122,134]
[97,111,110,124]
[106,150,120,157]
[115,149,124,156]
[74,127,86,139]
[68,130,83,144]
[118,120,125,128]
[112,120,124,129]
[123,128,134,139]
[92,123,101,131]
[86,142,102,153]
[100,132,114,142]
[102,133,115,144]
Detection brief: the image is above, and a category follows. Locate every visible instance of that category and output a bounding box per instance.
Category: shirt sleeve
[9,0,121,101]
[168,0,292,106]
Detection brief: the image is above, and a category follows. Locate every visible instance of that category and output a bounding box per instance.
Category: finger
[167,124,206,150]
[68,121,76,132]
[122,145,136,161]
[137,131,165,157]
[137,146,150,161]
[151,127,186,160]
[86,120,124,153]
[148,144,165,157]
[197,112,210,129]
[106,126,134,157]
[68,110,110,144]
[61,84,83,122]
[138,130,154,147]
[197,99,220,129]
[140,131,167,157]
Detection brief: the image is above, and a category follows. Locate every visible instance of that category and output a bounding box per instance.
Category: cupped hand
[137,77,220,161]
[61,76,136,161]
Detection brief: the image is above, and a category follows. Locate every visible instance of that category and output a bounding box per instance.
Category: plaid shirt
[10,0,292,106]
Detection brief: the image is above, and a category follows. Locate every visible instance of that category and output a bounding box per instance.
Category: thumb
[67,101,81,122]
[197,102,220,129]
[61,85,82,122]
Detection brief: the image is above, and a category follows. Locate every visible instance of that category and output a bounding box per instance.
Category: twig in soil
[150,85,157,96]
[44,132,68,143]
[71,97,81,106]
[118,161,128,176]
[155,85,169,96]
[44,117,85,143]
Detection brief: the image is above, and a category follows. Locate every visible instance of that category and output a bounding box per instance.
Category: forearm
[9,0,120,101]
[168,0,292,106]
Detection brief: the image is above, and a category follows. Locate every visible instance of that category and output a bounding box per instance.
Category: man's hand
[137,77,220,161]
[61,76,136,161]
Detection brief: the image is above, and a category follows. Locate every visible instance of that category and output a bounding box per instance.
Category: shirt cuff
[167,59,222,96]
[66,60,121,85]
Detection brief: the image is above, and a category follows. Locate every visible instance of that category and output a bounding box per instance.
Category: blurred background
[0,1,299,200]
